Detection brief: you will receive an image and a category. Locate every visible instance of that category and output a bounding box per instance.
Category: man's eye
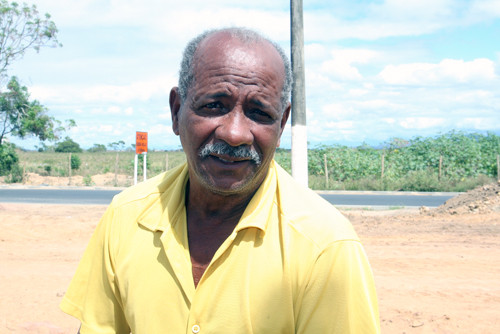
[204,102,224,110]
[249,109,274,123]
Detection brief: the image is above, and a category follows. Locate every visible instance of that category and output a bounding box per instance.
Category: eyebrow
[249,98,273,111]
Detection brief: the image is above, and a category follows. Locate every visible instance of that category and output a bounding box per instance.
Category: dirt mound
[432,181,500,215]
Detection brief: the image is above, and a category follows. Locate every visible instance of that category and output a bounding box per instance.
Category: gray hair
[177,27,292,112]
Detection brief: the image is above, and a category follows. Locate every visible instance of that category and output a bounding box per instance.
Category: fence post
[165,153,169,171]
[439,155,443,181]
[497,154,499,182]
[68,153,72,185]
[381,153,385,179]
[114,153,119,186]
[323,154,329,189]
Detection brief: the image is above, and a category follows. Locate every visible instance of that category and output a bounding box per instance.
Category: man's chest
[114,227,298,334]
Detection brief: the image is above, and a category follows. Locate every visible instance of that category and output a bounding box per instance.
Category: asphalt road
[0,187,457,208]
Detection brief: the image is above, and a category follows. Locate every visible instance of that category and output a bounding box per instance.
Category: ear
[169,87,181,136]
[276,102,291,148]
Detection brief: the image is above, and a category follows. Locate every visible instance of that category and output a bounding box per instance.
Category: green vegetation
[55,137,83,153]
[6,131,500,191]
[16,150,187,180]
[275,131,500,192]
[70,154,81,170]
[0,0,65,181]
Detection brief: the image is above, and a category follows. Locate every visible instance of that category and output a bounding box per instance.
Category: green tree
[108,140,125,151]
[0,76,59,145]
[88,143,107,152]
[0,0,61,81]
[0,141,16,174]
[55,137,82,153]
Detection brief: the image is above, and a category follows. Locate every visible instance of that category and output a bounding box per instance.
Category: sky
[6,0,500,150]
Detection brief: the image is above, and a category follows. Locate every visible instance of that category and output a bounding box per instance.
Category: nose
[215,107,254,147]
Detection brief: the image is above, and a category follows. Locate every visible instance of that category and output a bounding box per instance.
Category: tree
[55,137,82,153]
[88,143,107,152]
[0,0,61,81]
[0,76,58,145]
[108,140,126,151]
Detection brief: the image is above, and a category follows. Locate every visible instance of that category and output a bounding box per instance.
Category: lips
[210,154,251,164]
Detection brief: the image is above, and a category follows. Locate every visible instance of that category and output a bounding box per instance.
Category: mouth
[210,154,251,164]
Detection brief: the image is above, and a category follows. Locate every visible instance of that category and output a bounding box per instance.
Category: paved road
[0,187,457,208]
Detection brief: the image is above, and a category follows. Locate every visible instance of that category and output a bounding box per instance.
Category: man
[61,27,380,333]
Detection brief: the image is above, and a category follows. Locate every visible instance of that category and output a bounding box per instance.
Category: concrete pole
[290,0,308,187]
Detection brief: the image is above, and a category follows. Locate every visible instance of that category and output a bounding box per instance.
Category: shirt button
[192,324,200,333]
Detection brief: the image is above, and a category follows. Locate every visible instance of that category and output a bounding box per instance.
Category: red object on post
[136,131,148,154]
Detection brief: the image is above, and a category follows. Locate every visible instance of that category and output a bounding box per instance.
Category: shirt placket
[185,230,241,334]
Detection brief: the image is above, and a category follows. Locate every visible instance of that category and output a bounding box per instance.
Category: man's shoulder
[274,163,359,246]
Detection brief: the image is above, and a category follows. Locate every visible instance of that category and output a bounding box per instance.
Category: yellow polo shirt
[60,161,380,333]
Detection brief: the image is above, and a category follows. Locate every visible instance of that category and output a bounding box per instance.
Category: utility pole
[290,0,308,187]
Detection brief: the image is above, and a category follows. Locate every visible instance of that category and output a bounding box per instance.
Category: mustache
[199,142,261,165]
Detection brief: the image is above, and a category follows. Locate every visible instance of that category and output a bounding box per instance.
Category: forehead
[192,33,285,90]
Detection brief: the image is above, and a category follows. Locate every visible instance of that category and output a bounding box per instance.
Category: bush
[83,175,94,186]
[44,165,52,175]
[71,154,81,170]
[55,137,83,153]
[6,164,23,183]
[0,143,19,176]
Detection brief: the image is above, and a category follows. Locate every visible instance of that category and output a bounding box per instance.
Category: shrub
[6,164,23,183]
[44,165,52,175]
[83,175,94,186]
[55,137,82,153]
[0,143,19,176]
[71,154,81,170]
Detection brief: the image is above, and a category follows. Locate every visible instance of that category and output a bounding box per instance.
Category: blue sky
[7,0,500,150]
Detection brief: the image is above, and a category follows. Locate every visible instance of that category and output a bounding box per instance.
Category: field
[1,183,499,333]
[14,150,186,187]
[10,132,500,192]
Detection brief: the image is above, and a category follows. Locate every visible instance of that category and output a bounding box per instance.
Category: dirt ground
[1,180,499,333]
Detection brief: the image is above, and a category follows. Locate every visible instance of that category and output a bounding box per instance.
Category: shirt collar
[137,163,189,232]
[234,160,277,236]
[138,161,278,236]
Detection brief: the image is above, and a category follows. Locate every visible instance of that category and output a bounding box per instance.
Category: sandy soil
[1,182,499,333]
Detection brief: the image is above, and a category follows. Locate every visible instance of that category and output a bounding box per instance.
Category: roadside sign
[136,131,148,154]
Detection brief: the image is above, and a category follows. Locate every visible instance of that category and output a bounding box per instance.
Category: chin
[200,174,261,197]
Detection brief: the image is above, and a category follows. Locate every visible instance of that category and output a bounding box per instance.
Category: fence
[17,151,187,186]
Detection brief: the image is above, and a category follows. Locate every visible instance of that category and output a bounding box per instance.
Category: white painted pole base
[134,154,138,185]
[291,124,308,187]
[143,153,147,181]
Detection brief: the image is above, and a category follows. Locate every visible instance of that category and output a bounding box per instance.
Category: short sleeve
[60,204,130,334]
[295,240,380,333]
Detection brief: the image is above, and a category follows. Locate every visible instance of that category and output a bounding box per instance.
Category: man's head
[177,28,292,114]
[169,27,291,197]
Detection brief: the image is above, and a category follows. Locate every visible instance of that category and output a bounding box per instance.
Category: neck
[185,180,257,227]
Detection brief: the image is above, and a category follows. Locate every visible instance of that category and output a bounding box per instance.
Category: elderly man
[61,27,380,333]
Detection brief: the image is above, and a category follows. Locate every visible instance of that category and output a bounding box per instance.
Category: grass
[17,150,187,179]
[14,149,496,191]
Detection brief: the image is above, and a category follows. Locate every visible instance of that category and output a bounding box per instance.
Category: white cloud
[469,0,500,20]
[457,117,500,130]
[355,99,397,110]
[399,117,446,129]
[30,75,175,104]
[321,103,359,119]
[321,49,379,80]
[379,58,497,85]
[325,121,354,129]
[348,89,369,97]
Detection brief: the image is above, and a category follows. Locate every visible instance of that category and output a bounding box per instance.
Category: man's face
[170,33,290,197]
